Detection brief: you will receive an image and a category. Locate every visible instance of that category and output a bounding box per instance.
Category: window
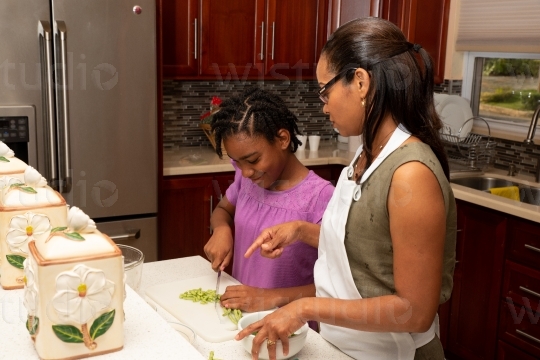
[465,54,540,124]
[462,52,540,140]
[456,0,540,140]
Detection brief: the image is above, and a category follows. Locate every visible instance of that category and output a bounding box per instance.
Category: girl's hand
[220,285,278,312]
[235,302,306,360]
[204,226,233,271]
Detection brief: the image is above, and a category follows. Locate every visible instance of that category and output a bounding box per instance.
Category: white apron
[314,126,439,359]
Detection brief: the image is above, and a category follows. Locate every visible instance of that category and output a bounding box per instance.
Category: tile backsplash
[163,79,540,176]
[163,80,332,149]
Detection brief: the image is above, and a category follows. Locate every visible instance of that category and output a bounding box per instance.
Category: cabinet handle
[516,329,540,344]
[271,21,275,60]
[260,21,265,60]
[456,229,462,232]
[519,286,540,299]
[194,18,198,60]
[209,195,213,234]
[525,244,540,253]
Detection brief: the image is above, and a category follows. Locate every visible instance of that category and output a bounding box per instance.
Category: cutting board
[145,274,243,343]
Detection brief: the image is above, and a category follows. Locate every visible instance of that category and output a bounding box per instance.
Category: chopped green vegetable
[208,350,222,360]
[179,288,220,304]
[222,308,242,325]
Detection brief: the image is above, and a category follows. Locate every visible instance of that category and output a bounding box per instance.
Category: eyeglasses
[315,67,357,104]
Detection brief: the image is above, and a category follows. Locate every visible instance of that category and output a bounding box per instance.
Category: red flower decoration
[211,96,222,106]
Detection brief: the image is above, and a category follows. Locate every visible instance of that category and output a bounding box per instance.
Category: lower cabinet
[442,199,540,360]
[159,172,235,261]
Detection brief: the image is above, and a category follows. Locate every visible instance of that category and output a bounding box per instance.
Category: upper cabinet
[199,0,264,78]
[328,0,450,84]
[161,0,198,77]
[377,0,450,84]
[161,0,328,80]
[264,0,327,79]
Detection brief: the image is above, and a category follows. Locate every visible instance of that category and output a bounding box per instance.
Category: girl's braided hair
[210,86,302,158]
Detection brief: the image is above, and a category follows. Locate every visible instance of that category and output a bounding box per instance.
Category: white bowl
[237,310,308,360]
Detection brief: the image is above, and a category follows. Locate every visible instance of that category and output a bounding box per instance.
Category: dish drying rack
[441,117,496,170]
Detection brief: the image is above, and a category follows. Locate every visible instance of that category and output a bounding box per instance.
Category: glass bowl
[117,244,144,293]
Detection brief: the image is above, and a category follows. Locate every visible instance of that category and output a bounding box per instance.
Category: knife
[214,270,222,321]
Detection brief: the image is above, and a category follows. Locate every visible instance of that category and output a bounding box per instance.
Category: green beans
[222,308,242,325]
[179,288,220,304]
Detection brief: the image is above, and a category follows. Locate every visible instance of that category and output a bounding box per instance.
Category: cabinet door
[161,0,198,77]
[160,176,213,260]
[212,172,235,208]
[497,340,539,360]
[377,0,450,84]
[447,200,507,360]
[265,0,327,79]
[200,0,264,78]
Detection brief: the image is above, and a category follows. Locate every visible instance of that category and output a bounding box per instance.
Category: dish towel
[489,186,520,201]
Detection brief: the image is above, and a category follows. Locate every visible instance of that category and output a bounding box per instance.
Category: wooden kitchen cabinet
[445,200,507,360]
[199,0,264,78]
[161,0,198,77]
[377,0,450,84]
[327,0,450,84]
[160,0,328,80]
[442,200,540,360]
[264,0,327,79]
[159,175,213,260]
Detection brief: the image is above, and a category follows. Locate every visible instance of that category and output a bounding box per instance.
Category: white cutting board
[145,274,243,343]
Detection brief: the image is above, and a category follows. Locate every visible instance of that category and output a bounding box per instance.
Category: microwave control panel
[0,116,29,142]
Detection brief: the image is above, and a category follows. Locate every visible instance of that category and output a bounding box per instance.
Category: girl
[204,86,334,313]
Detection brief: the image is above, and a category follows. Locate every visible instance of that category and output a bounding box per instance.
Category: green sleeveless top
[344,142,457,304]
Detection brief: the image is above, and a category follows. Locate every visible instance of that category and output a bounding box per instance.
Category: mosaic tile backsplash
[163,80,332,149]
[163,79,540,176]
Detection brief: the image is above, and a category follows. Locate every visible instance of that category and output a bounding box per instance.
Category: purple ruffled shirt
[226,161,334,289]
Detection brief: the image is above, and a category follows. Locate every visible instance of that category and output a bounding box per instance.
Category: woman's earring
[361,99,365,107]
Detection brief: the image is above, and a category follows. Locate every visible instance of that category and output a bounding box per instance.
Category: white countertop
[164,142,540,223]
[0,256,350,360]
[0,275,204,359]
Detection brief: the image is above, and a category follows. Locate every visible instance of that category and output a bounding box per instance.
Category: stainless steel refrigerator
[0,0,158,261]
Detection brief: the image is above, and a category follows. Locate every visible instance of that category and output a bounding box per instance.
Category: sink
[450,176,540,206]
[450,177,518,191]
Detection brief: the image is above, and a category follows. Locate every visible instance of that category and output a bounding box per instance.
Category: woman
[237,18,457,360]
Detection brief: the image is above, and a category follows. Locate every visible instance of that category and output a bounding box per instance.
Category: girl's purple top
[226,161,334,289]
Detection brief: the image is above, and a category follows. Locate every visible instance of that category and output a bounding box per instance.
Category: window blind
[456,0,540,53]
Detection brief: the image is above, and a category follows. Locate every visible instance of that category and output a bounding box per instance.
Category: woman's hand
[204,226,233,271]
[245,221,321,259]
[235,301,307,360]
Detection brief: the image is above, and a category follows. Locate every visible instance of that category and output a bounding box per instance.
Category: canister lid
[34,206,119,261]
[36,231,118,261]
[0,156,28,175]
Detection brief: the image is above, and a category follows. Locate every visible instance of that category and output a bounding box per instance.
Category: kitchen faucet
[523,103,540,182]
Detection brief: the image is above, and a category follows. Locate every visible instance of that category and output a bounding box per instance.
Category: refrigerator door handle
[53,21,72,194]
[38,21,59,190]
[109,229,141,241]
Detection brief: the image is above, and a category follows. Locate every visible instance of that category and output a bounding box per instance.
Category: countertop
[140,256,352,360]
[0,256,350,360]
[164,142,540,223]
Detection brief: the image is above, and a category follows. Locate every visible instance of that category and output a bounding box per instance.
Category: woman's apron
[313,126,438,359]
